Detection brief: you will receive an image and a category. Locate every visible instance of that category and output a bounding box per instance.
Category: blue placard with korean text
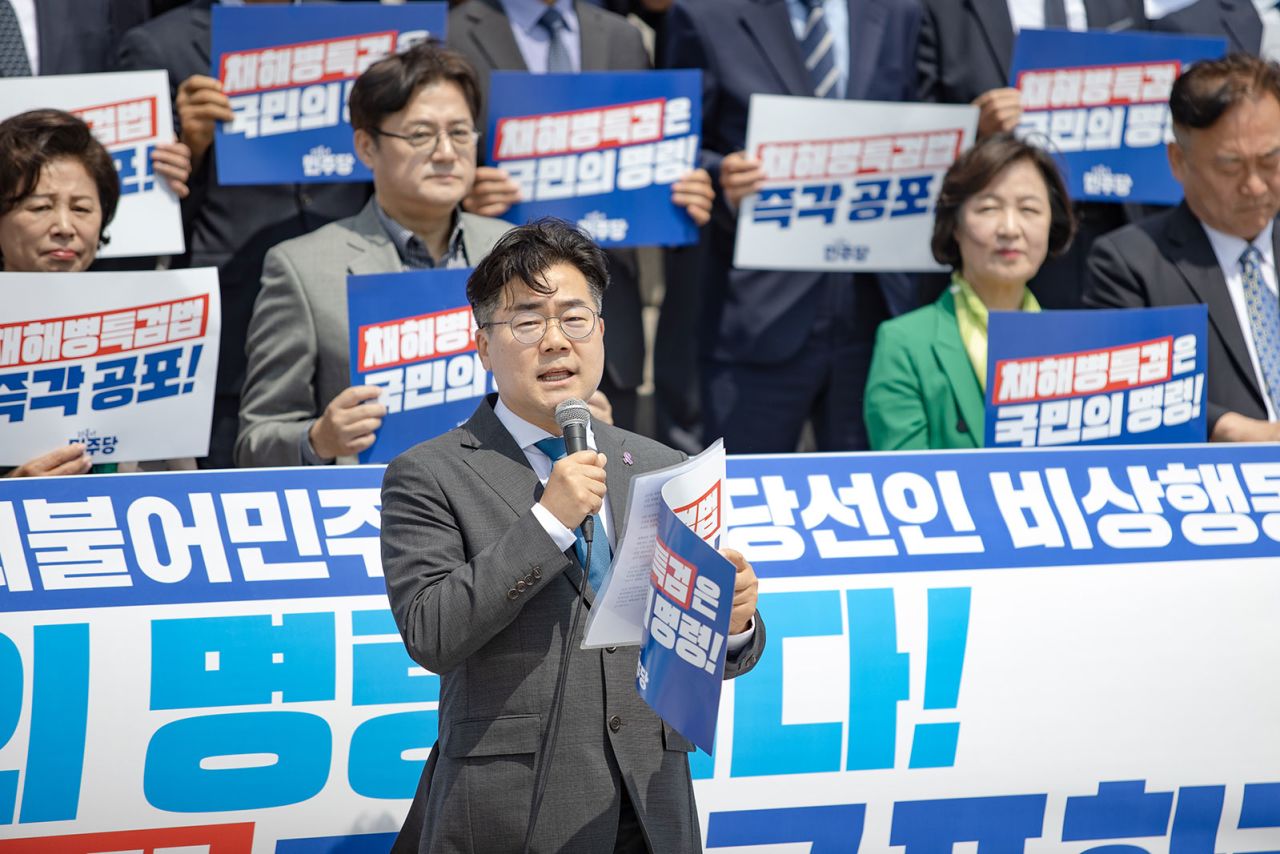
[486,70,702,247]
[347,269,492,464]
[211,3,446,185]
[983,306,1208,448]
[637,503,736,753]
[1010,29,1225,205]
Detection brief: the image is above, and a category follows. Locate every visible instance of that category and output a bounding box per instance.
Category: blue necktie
[1240,245,1280,413]
[0,0,32,77]
[537,7,574,74]
[799,0,839,98]
[534,437,611,592]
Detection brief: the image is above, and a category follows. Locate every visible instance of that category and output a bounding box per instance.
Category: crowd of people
[3,0,1279,480]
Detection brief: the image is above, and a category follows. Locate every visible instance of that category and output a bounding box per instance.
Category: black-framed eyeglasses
[374,126,480,155]
[478,306,601,345]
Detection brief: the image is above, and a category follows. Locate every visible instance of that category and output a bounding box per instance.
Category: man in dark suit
[0,0,150,77]
[446,0,714,434]
[380,219,763,852]
[916,0,1146,309]
[1084,53,1280,441]
[115,0,370,468]
[665,0,920,453]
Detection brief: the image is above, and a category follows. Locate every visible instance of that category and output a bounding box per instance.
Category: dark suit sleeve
[1082,232,1150,310]
[380,453,576,675]
[664,2,724,182]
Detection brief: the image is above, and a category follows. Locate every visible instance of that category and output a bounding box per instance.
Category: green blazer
[864,290,986,450]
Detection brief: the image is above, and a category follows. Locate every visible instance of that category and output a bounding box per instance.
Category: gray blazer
[380,397,765,853]
[234,199,511,468]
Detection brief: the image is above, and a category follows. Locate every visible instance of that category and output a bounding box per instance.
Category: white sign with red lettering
[736,97,977,272]
[0,71,184,259]
[0,269,220,465]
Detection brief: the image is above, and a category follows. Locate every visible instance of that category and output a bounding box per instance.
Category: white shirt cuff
[726,617,755,654]
[531,502,578,552]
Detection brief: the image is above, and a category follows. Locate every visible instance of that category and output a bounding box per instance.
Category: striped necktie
[0,0,32,77]
[534,436,612,592]
[537,7,574,74]
[1240,245,1280,413]
[799,0,840,99]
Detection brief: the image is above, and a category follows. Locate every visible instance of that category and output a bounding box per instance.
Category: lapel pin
[622,451,634,466]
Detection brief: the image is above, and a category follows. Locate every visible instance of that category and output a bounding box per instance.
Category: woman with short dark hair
[1,109,191,476]
[864,133,1076,449]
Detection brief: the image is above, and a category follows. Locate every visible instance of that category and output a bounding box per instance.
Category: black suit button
[299,191,313,206]
[516,580,527,592]
[608,715,622,733]
[605,646,617,654]
[507,588,519,600]
[531,565,542,579]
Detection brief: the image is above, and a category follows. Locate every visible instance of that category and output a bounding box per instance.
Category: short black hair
[0,109,119,244]
[1170,53,1280,132]
[931,133,1075,268]
[348,39,482,133]
[467,218,609,325]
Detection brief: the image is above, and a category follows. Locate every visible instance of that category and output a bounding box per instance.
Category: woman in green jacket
[865,134,1076,449]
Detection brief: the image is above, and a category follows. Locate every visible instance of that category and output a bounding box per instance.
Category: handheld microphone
[554,398,594,543]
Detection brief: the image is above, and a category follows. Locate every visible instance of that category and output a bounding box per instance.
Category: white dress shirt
[1200,219,1279,420]
[1007,0,1089,31]
[494,397,754,648]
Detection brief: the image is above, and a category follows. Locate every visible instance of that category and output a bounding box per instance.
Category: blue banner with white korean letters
[984,306,1208,447]
[211,3,447,185]
[485,70,701,247]
[2,444,1279,852]
[347,269,492,464]
[1010,29,1226,205]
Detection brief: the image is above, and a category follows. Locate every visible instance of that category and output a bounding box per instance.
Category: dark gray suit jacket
[447,0,652,395]
[28,0,150,75]
[380,396,765,852]
[1148,0,1261,53]
[1083,202,1274,430]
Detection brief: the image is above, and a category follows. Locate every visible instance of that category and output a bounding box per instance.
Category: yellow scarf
[951,272,1041,392]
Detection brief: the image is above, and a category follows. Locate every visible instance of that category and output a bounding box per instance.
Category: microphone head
[554,398,591,432]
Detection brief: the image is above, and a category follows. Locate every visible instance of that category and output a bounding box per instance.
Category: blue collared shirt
[784,0,849,98]
[372,201,470,271]
[500,0,583,73]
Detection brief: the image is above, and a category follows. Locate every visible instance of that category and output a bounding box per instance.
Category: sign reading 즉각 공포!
[1010,28,1226,205]
[0,71,184,258]
[211,3,447,185]
[486,70,702,248]
[735,97,977,272]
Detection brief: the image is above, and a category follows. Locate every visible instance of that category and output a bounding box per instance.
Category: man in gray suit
[236,42,512,468]
[381,219,764,852]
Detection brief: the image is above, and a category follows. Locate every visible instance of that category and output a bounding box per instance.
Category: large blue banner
[211,3,447,185]
[1010,29,1225,205]
[486,70,702,247]
[347,269,492,464]
[984,306,1208,448]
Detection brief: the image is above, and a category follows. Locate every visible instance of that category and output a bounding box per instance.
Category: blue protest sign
[983,306,1208,447]
[486,70,702,247]
[1010,29,1225,205]
[347,269,492,463]
[638,503,736,753]
[211,3,447,185]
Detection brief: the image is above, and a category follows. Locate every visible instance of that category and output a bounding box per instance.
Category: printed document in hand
[582,439,726,648]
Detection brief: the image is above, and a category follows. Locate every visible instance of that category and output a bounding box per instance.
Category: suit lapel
[462,0,529,72]
[931,291,984,446]
[345,199,403,276]
[191,1,212,68]
[591,422,634,542]
[1166,204,1266,408]
[576,1,609,71]
[965,0,1015,84]
[740,0,812,96]
[1220,0,1262,54]
[844,0,888,100]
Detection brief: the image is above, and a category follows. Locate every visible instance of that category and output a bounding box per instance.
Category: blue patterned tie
[534,437,611,592]
[799,0,840,98]
[0,0,32,77]
[537,7,574,73]
[1240,245,1280,413]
